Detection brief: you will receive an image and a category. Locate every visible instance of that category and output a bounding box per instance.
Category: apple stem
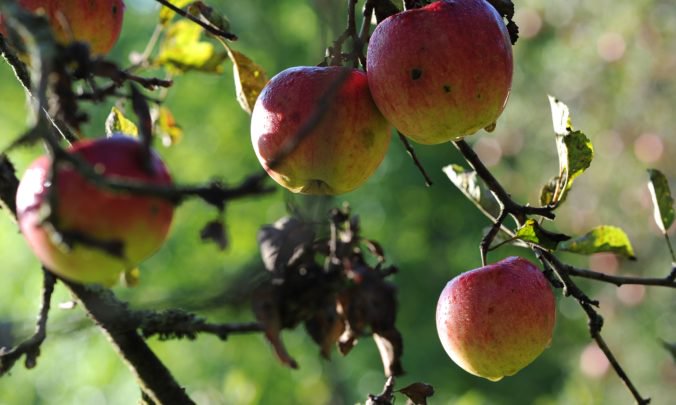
[397,132,433,186]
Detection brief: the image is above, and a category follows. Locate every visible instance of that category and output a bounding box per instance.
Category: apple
[435,256,556,381]
[0,0,125,56]
[366,0,513,144]
[251,66,391,195]
[16,135,174,286]
[49,0,125,56]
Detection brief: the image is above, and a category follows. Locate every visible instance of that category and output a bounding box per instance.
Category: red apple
[366,0,513,144]
[49,0,125,56]
[251,66,391,195]
[0,0,124,56]
[16,135,174,286]
[436,256,556,381]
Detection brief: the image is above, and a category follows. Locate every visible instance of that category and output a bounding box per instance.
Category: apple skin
[366,0,513,144]
[251,66,391,195]
[435,256,556,381]
[0,0,124,56]
[49,0,125,56]
[15,135,174,286]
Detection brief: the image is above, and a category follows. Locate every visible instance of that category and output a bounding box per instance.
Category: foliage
[0,0,674,404]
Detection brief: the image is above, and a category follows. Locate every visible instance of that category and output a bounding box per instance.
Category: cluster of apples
[251,0,513,195]
[252,0,555,381]
[11,0,555,383]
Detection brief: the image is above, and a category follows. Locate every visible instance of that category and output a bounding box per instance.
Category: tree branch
[153,0,237,40]
[566,266,676,288]
[398,131,433,187]
[0,270,56,376]
[138,309,262,341]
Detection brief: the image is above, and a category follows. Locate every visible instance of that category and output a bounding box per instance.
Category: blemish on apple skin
[443,84,452,93]
[361,129,375,148]
[411,68,423,80]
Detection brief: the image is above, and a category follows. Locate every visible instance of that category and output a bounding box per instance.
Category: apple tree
[0,0,674,404]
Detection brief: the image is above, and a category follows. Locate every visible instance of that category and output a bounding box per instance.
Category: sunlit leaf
[541,96,594,207]
[221,42,268,114]
[105,106,138,137]
[159,0,192,26]
[515,219,570,250]
[549,95,572,136]
[187,1,231,32]
[559,225,636,259]
[443,164,500,218]
[155,106,183,147]
[156,21,228,74]
[647,169,674,234]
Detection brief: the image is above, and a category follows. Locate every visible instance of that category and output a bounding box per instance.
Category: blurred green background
[0,0,675,404]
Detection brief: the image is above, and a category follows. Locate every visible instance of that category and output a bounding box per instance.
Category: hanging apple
[16,135,174,286]
[436,256,556,381]
[366,0,513,144]
[251,66,391,195]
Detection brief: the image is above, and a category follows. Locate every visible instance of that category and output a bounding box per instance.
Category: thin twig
[398,131,433,187]
[566,266,676,288]
[453,140,555,222]
[153,0,237,40]
[0,270,56,376]
[138,309,263,340]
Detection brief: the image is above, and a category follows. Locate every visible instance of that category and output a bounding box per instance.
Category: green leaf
[155,21,228,75]
[187,1,231,32]
[559,225,636,259]
[155,106,183,147]
[443,164,500,218]
[541,96,594,207]
[515,219,570,250]
[647,169,674,234]
[221,43,268,114]
[159,0,192,26]
[105,106,138,137]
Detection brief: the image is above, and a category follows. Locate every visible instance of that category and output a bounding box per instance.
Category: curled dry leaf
[220,42,268,114]
[252,285,298,369]
[398,382,435,405]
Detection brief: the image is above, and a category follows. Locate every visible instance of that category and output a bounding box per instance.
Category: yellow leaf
[105,106,138,137]
[159,0,193,26]
[156,106,183,147]
[220,42,268,114]
[156,21,228,75]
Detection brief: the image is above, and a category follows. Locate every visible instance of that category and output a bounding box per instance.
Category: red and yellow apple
[0,0,125,55]
[435,256,556,381]
[366,0,513,144]
[251,66,391,195]
[16,135,174,286]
